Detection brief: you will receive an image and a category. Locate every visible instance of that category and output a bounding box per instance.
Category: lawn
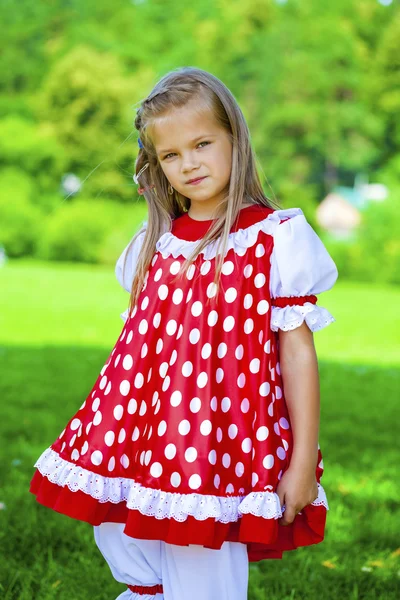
[0,260,399,599]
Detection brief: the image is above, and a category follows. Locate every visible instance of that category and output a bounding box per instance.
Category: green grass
[0,260,399,599]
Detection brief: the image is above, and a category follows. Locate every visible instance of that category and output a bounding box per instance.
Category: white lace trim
[35,448,329,523]
[120,308,130,322]
[155,209,301,260]
[271,303,336,333]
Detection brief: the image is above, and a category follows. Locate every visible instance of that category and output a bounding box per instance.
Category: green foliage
[0,167,43,257]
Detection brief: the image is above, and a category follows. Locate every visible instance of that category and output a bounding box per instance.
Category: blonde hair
[124,66,281,314]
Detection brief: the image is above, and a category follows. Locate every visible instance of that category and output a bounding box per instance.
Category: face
[151,101,233,218]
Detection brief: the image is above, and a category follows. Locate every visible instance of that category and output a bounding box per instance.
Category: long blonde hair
[124,66,281,314]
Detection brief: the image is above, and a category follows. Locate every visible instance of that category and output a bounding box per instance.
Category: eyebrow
[157,134,216,155]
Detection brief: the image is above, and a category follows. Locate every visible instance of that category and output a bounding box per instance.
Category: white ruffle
[154,209,288,260]
[271,303,336,333]
[35,448,329,523]
[120,308,130,323]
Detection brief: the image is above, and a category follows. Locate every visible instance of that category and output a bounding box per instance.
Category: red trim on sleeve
[272,294,317,308]
[127,584,163,595]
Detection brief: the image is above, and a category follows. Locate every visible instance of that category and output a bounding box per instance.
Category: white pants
[94,522,249,600]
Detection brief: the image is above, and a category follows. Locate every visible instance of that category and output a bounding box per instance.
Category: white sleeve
[115,223,147,321]
[269,209,338,333]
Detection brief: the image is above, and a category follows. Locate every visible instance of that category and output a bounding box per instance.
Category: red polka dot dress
[30,204,338,562]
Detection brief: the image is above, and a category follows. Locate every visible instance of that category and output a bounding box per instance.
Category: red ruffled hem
[30,470,327,562]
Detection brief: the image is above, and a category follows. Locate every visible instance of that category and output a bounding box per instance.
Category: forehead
[151,102,223,151]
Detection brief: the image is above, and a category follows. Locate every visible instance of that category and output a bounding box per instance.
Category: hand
[276,465,319,526]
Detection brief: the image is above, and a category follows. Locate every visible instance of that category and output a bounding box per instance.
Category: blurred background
[0,0,399,599]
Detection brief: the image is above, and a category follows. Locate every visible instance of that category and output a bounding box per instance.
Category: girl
[30,67,338,600]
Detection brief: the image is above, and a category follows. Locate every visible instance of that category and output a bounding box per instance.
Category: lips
[187,176,207,184]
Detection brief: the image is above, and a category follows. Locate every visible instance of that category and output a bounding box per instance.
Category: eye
[198,141,210,149]
[163,152,176,160]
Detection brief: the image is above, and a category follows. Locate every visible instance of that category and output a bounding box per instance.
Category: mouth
[186,176,207,185]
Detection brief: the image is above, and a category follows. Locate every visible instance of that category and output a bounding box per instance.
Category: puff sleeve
[115,222,147,322]
[269,208,338,333]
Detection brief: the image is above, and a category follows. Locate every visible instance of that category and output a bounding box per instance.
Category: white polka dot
[126,331,133,344]
[132,426,140,442]
[257,300,269,315]
[91,450,103,466]
[178,420,191,435]
[263,454,274,469]
[225,287,237,303]
[99,376,107,390]
[119,380,130,396]
[190,397,201,413]
[171,472,181,488]
[252,472,259,486]
[92,398,100,412]
[214,474,220,489]
[264,340,271,354]
[242,438,252,453]
[144,450,152,466]
[108,456,115,472]
[150,462,163,478]
[210,396,218,411]
[222,453,231,468]
[254,273,266,288]
[200,420,212,435]
[172,288,183,304]
[259,382,270,397]
[182,361,193,377]
[169,350,178,365]
[104,431,115,446]
[273,422,280,435]
[141,343,149,357]
[93,411,102,426]
[158,420,167,436]
[283,439,289,451]
[154,267,163,281]
[71,449,80,461]
[113,405,124,421]
[191,301,203,317]
[118,428,126,443]
[243,264,253,278]
[140,450,146,465]
[120,454,130,468]
[276,362,281,375]
[139,319,148,334]
[166,320,177,336]
[237,373,246,388]
[134,373,144,389]
[197,372,208,388]
[241,398,250,413]
[185,447,198,463]
[141,296,149,310]
[128,398,137,414]
[189,328,200,344]
[114,354,121,367]
[170,390,182,407]
[235,345,244,360]
[80,441,88,456]
[162,375,170,391]
[176,324,183,339]
[228,424,238,439]
[70,418,81,431]
[256,426,269,441]
[200,260,211,275]
[207,282,217,298]
[223,316,235,332]
[235,462,245,477]
[208,449,217,465]
[277,447,286,460]
[154,399,161,415]
[217,343,228,358]
[165,443,177,459]
[104,381,112,395]
[244,318,254,334]
[201,343,212,359]
[255,243,266,257]
[216,427,223,442]
[158,285,169,300]
[189,474,202,490]
[276,386,283,400]
[86,422,92,435]
[222,260,234,275]
[170,260,181,275]
[221,397,231,412]
[250,359,261,374]
[187,264,196,280]
[69,434,77,447]
[207,310,218,327]
[243,294,253,310]
[216,368,224,383]
[120,330,126,342]
[268,402,274,417]
[279,417,290,429]
[186,288,193,303]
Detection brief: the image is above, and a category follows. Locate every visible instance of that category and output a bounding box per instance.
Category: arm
[276,322,320,525]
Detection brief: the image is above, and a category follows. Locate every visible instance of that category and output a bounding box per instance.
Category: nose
[181,151,201,173]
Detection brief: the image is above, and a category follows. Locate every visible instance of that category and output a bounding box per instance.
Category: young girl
[30,67,338,600]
